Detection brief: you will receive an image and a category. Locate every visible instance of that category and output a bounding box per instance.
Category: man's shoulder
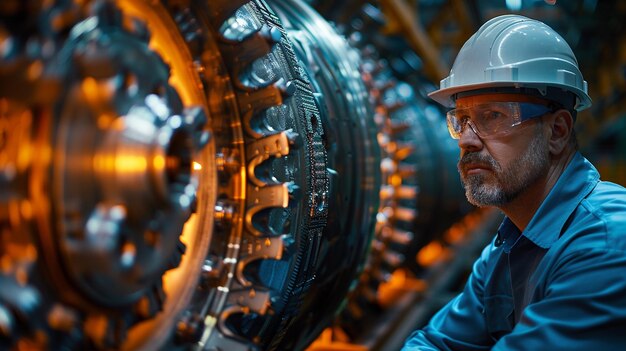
[574,179,626,249]
[583,179,626,215]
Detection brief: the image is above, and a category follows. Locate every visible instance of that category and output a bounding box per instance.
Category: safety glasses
[446,102,553,139]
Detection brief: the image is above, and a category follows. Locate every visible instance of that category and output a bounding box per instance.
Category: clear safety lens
[446,102,552,139]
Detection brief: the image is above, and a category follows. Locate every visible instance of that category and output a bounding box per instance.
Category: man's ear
[546,109,574,155]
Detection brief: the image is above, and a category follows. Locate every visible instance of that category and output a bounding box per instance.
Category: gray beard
[458,134,550,207]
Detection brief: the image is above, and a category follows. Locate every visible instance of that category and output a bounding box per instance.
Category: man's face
[454,94,551,207]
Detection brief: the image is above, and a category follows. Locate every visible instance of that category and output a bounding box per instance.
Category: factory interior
[1,0,625,350]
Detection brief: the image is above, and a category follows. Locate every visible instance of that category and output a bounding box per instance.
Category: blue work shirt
[403,152,626,350]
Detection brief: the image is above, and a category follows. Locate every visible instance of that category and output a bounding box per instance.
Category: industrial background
[0,0,624,350]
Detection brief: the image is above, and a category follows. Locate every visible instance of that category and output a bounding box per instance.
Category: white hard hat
[428,14,592,111]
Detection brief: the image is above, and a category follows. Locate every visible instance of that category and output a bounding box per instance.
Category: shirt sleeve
[402,244,495,351]
[493,247,626,351]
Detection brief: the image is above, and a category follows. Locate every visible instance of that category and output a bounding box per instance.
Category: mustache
[458,152,499,170]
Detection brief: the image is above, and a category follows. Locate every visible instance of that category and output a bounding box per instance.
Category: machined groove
[237,235,285,287]
[245,183,290,236]
[246,131,297,186]
[237,86,284,138]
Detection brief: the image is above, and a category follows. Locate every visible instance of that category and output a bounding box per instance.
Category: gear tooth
[390,120,411,135]
[217,288,272,340]
[286,182,301,202]
[245,183,290,237]
[380,157,396,173]
[228,288,272,317]
[379,185,393,200]
[275,79,296,98]
[169,240,187,269]
[391,206,417,223]
[143,283,166,320]
[259,24,282,44]
[382,251,404,268]
[394,142,416,161]
[92,0,123,27]
[205,0,250,31]
[236,234,284,287]
[385,101,406,114]
[390,229,414,245]
[174,8,205,57]
[128,17,151,43]
[184,105,211,149]
[395,185,418,200]
[246,131,292,186]
[222,32,277,86]
[398,163,418,178]
[184,105,207,129]
[236,86,283,137]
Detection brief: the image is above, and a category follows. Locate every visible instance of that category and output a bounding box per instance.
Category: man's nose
[458,122,483,152]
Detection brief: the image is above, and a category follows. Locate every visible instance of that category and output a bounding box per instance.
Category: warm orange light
[378,268,427,307]
[115,155,148,173]
[153,154,166,171]
[97,113,116,129]
[390,173,402,187]
[306,326,368,351]
[94,154,148,175]
[81,77,99,102]
[20,200,33,220]
[416,241,449,267]
[192,161,202,171]
[444,224,465,244]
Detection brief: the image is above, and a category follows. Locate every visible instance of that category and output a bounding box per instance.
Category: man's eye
[483,110,504,120]
[458,115,471,127]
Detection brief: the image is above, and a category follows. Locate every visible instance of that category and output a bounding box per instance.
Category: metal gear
[143,1,331,350]
[0,0,215,349]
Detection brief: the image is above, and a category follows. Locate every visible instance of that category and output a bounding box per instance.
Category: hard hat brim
[428,81,592,111]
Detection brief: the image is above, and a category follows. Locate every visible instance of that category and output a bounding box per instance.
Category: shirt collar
[496,217,522,253]
[518,152,600,249]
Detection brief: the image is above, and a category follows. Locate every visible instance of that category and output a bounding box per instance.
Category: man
[403,14,626,350]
